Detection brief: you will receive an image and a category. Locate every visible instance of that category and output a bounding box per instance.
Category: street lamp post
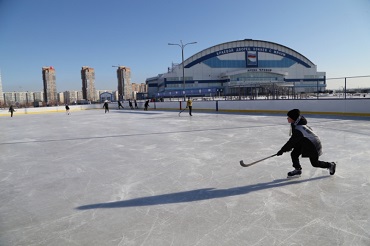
[168,40,197,101]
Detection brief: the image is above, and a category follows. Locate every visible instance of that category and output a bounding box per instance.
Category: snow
[1,109,370,245]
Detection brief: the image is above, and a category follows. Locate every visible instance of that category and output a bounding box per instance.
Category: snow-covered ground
[1,110,370,245]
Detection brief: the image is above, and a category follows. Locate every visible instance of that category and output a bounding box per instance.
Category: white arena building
[146,39,326,99]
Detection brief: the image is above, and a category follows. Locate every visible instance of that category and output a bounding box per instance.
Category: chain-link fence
[225,75,370,100]
[153,75,370,101]
[326,75,370,98]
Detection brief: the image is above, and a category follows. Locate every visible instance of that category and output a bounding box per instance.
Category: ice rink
[1,108,370,246]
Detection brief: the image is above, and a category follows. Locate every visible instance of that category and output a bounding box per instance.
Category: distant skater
[186,97,193,116]
[134,100,138,109]
[118,101,124,109]
[144,100,150,111]
[9,105,16,117]
[128,100,134,109]
[276,109,336,177]
[65,104,70,115]
[103,101,109,113]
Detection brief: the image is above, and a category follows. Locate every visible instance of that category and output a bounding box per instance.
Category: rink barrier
[1,99,370,117]
[0,104,102,116]
[152,99,370,117]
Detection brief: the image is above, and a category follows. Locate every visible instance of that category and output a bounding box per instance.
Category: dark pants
[188,106,192,115]
[291,147,331,170]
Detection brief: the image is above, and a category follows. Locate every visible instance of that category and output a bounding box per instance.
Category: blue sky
[1,0,369,92]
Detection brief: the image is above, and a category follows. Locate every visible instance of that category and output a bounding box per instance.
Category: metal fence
[155,75,370,101]
[326,75,370,98]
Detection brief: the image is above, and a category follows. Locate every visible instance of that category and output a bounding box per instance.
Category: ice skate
[287,169,301,178]
[329,162,336,175]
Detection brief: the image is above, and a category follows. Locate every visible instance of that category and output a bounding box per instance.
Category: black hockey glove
[276,150,284,156]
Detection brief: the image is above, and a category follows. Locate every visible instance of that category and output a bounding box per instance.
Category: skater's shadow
[76,176,329,210]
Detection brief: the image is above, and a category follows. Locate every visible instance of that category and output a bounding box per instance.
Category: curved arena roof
[184,39,315,69]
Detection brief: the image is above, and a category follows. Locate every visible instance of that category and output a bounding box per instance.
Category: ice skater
[9,105,16,117]
[186,97,193,116]
[65,104,70,115]
[128,100,134,109]
[118,101,124,109]
[103,101,109,113]
[276,109,336,177]
[134,100,138,109]
[144,100,150,111]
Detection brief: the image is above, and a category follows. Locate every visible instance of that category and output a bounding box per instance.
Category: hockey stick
[240,154,277,167]
[178,107,187,116]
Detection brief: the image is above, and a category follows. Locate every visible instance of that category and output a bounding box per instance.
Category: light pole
[168,40,197,101]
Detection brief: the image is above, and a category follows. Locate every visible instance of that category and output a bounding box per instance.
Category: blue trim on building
[164,79,228,85]
[284,78,325,82]
[185,47,311,69]
[202,56,296,68]
[155,88,219,97]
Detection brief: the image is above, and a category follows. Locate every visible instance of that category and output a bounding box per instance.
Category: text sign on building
[186,46,311,68]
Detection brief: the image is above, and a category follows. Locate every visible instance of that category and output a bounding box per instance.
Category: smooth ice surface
[1,109,370,246]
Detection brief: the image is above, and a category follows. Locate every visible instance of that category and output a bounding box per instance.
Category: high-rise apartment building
[42,66,57,105]
[0,70,4,105]
[63,90,82,104]
[3,92,15,105]
[58,92,65,104]
[33,91,44,102]
[14,91,33,105]
[132,83,147,93]
[116,66,131,100]
[81,66,96,102]
[131,83,148,99]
